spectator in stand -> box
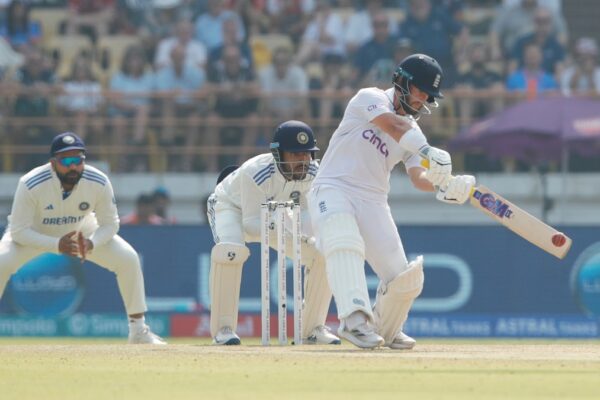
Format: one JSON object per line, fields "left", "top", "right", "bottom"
{"left": 112, "top": 0, "right": 150, "bottom": 35}
{"left": 343, "top": 0, "right": 399, "bottom": 56}
{"left": 11, "top": 47, "right": 57, "bottom": 169}
{"left": 154, "top": 18, "right": 207, "bottom": 71}
{"left": 308, "top": 53, "right": 353, "bottom": 137}
{"left": 136, "top": 0, "right": 184, "bottom": 63}
{"left": 206, "top": 44, "right": 259, "bottom": 171}
{"left": 266, "top": 0, "right": 313, "bottom": 46}
{"left": 57, "top": 55, "right": 104, "bottom": 143}
{"left": 65, "top": 0, "right": 116, "bottom": 43}
{"left": 108, "top": 45, "right": 154, "bottom": 169}
{"left": 0, "top": 0, "right": 41, "bottom": 51}
{"left": 400, "top": 0, "right": 468, "bottom": 87}
{"left": 155, "top": 43, "right": 206, "bottom": 171}
{"left": 234, "top": 0, "right": 272, "bottom": 37}
{"left": 489, "top": 0, "right": 567, "bottom": 62}
{"left": 194, "top": 0, "right": 245, "bottom": 52}
{"left": 121, "top": 193, "right": 165, "bottom": 225}
{"left": 560, "top": 37, "right": 600, "bottom": 97}
{"left": 361, "top": 37, "right": 413, "bottom": 89}
{"left": 351, "top": 11, "right": 397, "bottom": 85}
{"left": 152, "top": 187, "right": 177, "bottom": 224}
{"left": 294, "top": 0, "right": 345, "bottom": 66}
{"left": 208, "top": 15, "right": 253, "bottom": 72}
{"left": 506, "top": 42, "right": 557, "bottom": 98}
{"left": 454, "top": 42, "right": 504, "bottom": 128}
{"left": 259, "top": 45, "right": 309, "bottom": 123}
{"left": 509, "top": 7, "right": 565, "bottom": 77}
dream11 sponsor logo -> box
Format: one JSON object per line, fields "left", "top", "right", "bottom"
{"left": 472, "top": 189, "right": 513, "bottom": 219}
{"left": 570, "top": 242, "right": 600, "bottom": 316}
{"left": 361, "top": 129, "right": 389, "bottom": 157}
{"left": 7, "top": 254, "right": 84, "bottom": 317}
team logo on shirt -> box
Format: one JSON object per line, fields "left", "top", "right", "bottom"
{"left": 79, "top": 202, "right": 90, "bottom": 211}
{"left": 297, "top": 132, "right": 309, "bottom": 144}
{"left": 290, "top": 191, "right": 300, "bottom": 205}
{"left": 362, "top": 129, "right": 389, "bottom": 157}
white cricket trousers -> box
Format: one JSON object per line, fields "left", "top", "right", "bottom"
{"left": 308, "top": 185, "right": 409, "bottom": 284}
{"left": 0, "top": 234, "right": 148, "bottom": 315}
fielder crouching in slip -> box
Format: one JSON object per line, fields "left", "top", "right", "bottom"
{"left": 0, "top": 132, "right": 165, "bottom": 344}
{"left": 207, "top": 120, "right": 341, "bottom": 345}
{"left": 308, "top": 54, "right": 476, "bottom": 349}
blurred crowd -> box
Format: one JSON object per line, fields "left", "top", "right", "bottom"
{"left": 0, "top": 0, "right": 599, "bottom": 172}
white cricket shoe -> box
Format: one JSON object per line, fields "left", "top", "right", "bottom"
{"left": 304, "top": 325, "right": 342, "bottom": 345}
{"left": 128, "top": 325, "right": 167, "bottom": 345}
{"left": 337, "top": 320, "right": 384, "bottom": 349}
{"left": 213, "top": 326, "right": 241, "bottom": 345}
{"left": 386, "top": 331, "right": 416, "bottom": 350}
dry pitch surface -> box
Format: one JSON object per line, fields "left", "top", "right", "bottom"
{"left": 0, "top": 338, "right": 599, "bottom": 400}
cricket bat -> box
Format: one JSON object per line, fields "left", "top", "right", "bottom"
{"left": 421, "top": 159, "right": 572, "bottom": 259}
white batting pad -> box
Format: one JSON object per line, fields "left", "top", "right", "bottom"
{"left": 373, "top": 256, "right": 424, "bottom": 344}
{"left": 320, "top": 213, "right": 371, "bottom": 320}
{"left": 301, "top": 253, "right": 332, "bottom": 338}
{"left": 209, "top": 242, "right": 250, "bottom": 338}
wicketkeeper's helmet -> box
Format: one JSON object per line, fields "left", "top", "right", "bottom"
{"left": 270, "top": 120, "right": 319, "bottom": 162}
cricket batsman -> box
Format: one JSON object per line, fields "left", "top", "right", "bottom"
{"left": 308, "top": 54, "right": 476, "bottom": 349}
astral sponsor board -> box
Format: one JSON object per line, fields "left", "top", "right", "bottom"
{"left": 405, "top": 314, "right": 600, "bottom": 338}
{"left": 0, "top": 314, "right": 170, "bottom": 337}
{"left": 169, "top": 313, "right": 599, "bottom": 339}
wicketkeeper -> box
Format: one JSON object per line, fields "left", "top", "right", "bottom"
{"left": 207, "top": 120, "right": 340, "bottom": 345}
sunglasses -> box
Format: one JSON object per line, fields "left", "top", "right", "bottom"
{"left": 57, "top": 155, "right": 85, "bottom": 167}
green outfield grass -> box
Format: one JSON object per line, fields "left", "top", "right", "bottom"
{"left": 0, "top": 338, "right": 599, "bottom": 400}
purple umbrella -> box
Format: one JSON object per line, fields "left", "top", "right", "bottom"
{"left": 450, "top": 97, "right": 600, "bottom": 162}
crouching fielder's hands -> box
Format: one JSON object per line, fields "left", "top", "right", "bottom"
{"left": 423, "top": 146, "right": 452, "bottom": 187}
{"left": 436, "top": 175, "right": 476, "bottom": 205}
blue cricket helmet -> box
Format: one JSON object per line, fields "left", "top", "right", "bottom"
{"left": 270, "top": 120, "right": 319, "bottom": 156}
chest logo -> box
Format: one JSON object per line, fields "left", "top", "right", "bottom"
{"left": 45, "top": 204, "right": 54, "bottom": 210}
{"left": 290, "top": 191, "right": 300, "bottom": 205}
{"left": 362, "top": 129, "right": 389, "bottom": 157}
{"left": 79, "top": 202, "right": 90, "bottom": 211}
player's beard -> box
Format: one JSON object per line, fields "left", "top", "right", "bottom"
{"left": 56, "top": 170, "right": 83, "bottom": 186}
{"left": 280, "top": 162, "right": 309, "bottom": 181}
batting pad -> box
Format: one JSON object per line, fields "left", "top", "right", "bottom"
{"left": 210, "top": 242, "right": 250, "bottom": 338}
{"left": 320, "top": 213, "right": 371, "bottom": 320}
{"left": 374, "top": 256, "right": 424, "bottom": 344}
{"left": 301, "top": 253, "right": 332, "bottom": 338}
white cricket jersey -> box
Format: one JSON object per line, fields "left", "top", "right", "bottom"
{"left": 213, "top": 153, "right": 317, "bottom": 237}
{"left": 313, "top": 87, "right": 423, "bottom": 201}
{"left": 5, "top": 163, "right": 119, "bottom": 252}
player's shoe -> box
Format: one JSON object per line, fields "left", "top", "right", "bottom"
{"left": 128, "top": 325, "right": 167, "bottom": 345}
{"left": 213, "top": 326, "right": 241, "bottom": 345}
{"left": 304, "top": 325, "right": 342, "bottom": 345}
{"left": 386, "top": 331, "right": 416, "bottom": 350}
{"left": 337, "top": 320, "right": 384, "bottom": 349}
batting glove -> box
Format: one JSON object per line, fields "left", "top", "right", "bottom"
{"left": 424, "top": 146, "right": 452, "bottom": 187}
{"left": 436, "top": 175, "right": 476, "bottom": 205}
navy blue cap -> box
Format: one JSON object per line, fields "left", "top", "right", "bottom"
{"left": 50, "top": 132, "right": 86, "bottom": 155}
